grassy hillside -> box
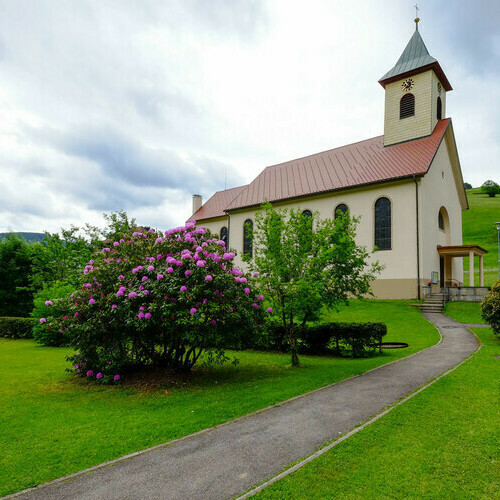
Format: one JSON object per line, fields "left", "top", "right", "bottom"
{"left": 462, "top": 188, "right": 500, "bottom": 286}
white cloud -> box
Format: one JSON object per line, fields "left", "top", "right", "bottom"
{"left": 0, "top": 0, "right": 498, "bottom": 233}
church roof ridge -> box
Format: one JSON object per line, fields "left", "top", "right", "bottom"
{"left": 224, "top": 119, "right": 451, "bottom": 212}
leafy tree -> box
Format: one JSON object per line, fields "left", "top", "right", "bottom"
{"left": 31, "top": 212, "right": 137, "bottom": 290}
{"left": 481, "top": 180, "right": 500, "bottom": 198}
{"left": 464, "top": 182, "right": 472, "bottom": 190}
{"left": 31, "top": 283, "right": 76, "bottom": 346}
{"left": 481, "top": 281, "right": 500, "bottom": 336}
{"left": 0, "top": 234, "right": 33, "bottom": 316}
{"left": 30, "top": 226, "right": 93, "bottom": 289}
{"left": 250, "top": 203, "right": 382, "bottom": 366}
{"left": 84, "top": 210, "right": 137, "bottom": 247}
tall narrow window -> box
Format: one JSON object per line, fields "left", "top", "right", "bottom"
{"left": 437, "top": 96, "right": 442, "bottom": 120}
{"left": 301, "top": 210, "right": 313, "bottom": 231}
{"left": 400, "top": 93, "right": 415, "bottom": 119}
{"left": 374, "top": 197, "right": 391, "bottom": 250}
{"left": 220, "top": 226, "right": 228, "bottom": 245}
{"left": 438, "top": 211, "right": 444, "bottom": 230}
{"left": 300, "top": 210, "right": 313, "bottom": 253}
{"left": 334, "top": 203, "right": 348, "bottom": 218}
{"left": 243, "top": 219, "right": 253, "bottom": 257}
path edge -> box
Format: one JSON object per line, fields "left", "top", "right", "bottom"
{"left": 236, "top": 325, "right": 482, "bottom": 499}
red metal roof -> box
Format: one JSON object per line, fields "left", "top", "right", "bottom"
{"left": 226, "top": 119, "right": 450, "bottom": 211}
{"left": 189, "top": 185, "right": 247, "bottom": 222}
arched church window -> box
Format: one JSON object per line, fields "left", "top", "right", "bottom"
{"left": 302, "top": 210, "right": 312, "bottom": 220}
{"left": 220, "top": 226, "right": 228, "bottom": 245}
{"left": 302, "top": 210, "right": 313, "bottom": 229}
{"left": 437, "top": 96, "right": 442, "bottom": 120}
{"left": 374, "top": 197, "right": 391, "bottom": 250}
{"left": 243, "top": 219, "right": 253, "bottom": 257}
{"left": 300, "top": 210, "right": 313, "bottom": 253}
{"left": 400, "top": 93, "right": 415, "bottom": 119}
{"left": 334, "top": 203, "right": 348, "bottom": 218}
{"left": 438, "top": 211, "right": 444, "bottom": 230}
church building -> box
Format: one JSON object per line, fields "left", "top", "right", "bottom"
{"left": 188, "top": 21, "right": 485, "bottom": 300}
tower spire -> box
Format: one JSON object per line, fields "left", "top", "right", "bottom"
{"left": 414, "top": 4, "right": 420, "bottom": 30}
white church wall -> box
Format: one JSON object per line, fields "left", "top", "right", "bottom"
{"left": 419, "top": 134, "right": 464, "bottom": 285}
{"left": 226, "top": 178, "right": 419, "bottom": 298}
{"left": 195, "top": 216, "right": 228, "bottom": 241}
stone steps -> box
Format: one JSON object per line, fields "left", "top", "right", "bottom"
{"left": 420, "top": 293, "right": 445, "bottom": 313}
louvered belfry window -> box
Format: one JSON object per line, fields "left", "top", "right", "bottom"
{"left": 243, "top": 219, "right": 253, "bottom": 256}
{"left": 220, "top": 226, "right": 228, "bottom": 245}
{"left": 400, "top": 93, "right": 415, "bottom": 119}
{"left": 437, "top": 96, "right": 442, "bottom": 120}
{"left": 334, "top": 203, "right": 348, "bottom": 218}
{"left": 375, "top": 197, "right": 391, "bottom": 250}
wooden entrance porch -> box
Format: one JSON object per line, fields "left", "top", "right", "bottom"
{"left": 437, "top": 245, "right": 488, "bottom": 287}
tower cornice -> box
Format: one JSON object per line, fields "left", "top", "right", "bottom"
{"left": 379, "top": 61, "right": 452, "bottom": 91}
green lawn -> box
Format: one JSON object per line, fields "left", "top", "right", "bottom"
{"left": 0, "top": 300, "right": 438, "bottom": 496}
{"left": 444, "top": 301, "right": 485, "bottom": 324}
{"left": 255, "top": 332, "right": 499, "bottom": 498}
{"left": 463, "top": 188, "right": 500, "bottom": 287}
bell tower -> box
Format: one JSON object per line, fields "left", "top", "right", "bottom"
{"left": 379, "top": 18, "right": 452, "bottom": 147}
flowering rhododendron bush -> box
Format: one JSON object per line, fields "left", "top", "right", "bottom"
{"left": 40, "top": 222, "right": 266, "bottom": 383}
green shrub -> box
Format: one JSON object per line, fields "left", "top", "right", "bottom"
{"left": 481, "top": 180, "right": 500, "bottom": 198}
{"left": 0, "top": 317, "right": 35, "bottom": 339}
{"left": 336, "top": 322, "right": 387, "bottom": 357}
{"left": 263, "top": 318, "right": 290, "bottom": 352}
{"left": 40, "top": 223, "right": 267, "bottom": 382}
{"left": 31, "top": 283, "right": 75, "bottom": 346}
{"left": 481, "top": 281, "right": 500, "bottom": 335}
{"left": 301, "top": 322, "right": 387, "bottom": 357}
{"left": 300, "top": 323, "right": 337, "bottom": 354}
{"left": 262, "top": 321, "right": 387, "bottom": 357}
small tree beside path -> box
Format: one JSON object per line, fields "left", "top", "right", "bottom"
{"left": 249, "top": 203, "right": 383, "bottom": 366}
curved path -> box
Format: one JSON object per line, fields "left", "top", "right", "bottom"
{"left": 8, "top": 313, "right": 478, "bottom": 500}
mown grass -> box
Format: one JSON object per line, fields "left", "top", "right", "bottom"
{"left": 256, "top": 330, "right": 499, "bottom": 499}
{"left": 463, "top": 188, "right": 500, "bottom": 286}
{"left": 444, "top": 301, "right": 485, "bottom": 324}
{"left": 0, "top": 300, "right": 438, "bottom": 496}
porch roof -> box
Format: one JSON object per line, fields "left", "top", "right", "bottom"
{"left": 437, "top": 245, "right": 488, "bottom": 257}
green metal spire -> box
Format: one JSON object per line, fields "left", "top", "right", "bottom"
{"left": 378, "top": 22, "right": 452, "bottom": 91}
{"left": 379, "top": 28, "right": 437, "bottom": 82}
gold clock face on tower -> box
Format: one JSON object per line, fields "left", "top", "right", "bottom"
{"left": 401, "top": 78, "right": 414, "bottom": 91}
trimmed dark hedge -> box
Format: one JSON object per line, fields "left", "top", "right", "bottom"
{"left": 0, "top": 317, "right": 35, "bottom": 339}
{"left": 306, "top": 322, "right": 387, "bottom": 357}
{"left": 264, "top": 321, "right": 387, "bottom": 357}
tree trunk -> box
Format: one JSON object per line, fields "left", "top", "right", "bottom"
{"left": 288, "top": 327, "right": 300, "bottom": 367}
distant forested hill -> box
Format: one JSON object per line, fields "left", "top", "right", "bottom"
{"left": 0, "top": 232, "right": 46, "bottom": 243}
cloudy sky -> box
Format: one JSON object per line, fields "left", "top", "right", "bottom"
{"left": 0, "top": 0, "right": 498, "bottom": 233}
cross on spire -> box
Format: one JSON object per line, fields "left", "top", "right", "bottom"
{"left": 414, "top": 4, "right": 420, "bottom": 30}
